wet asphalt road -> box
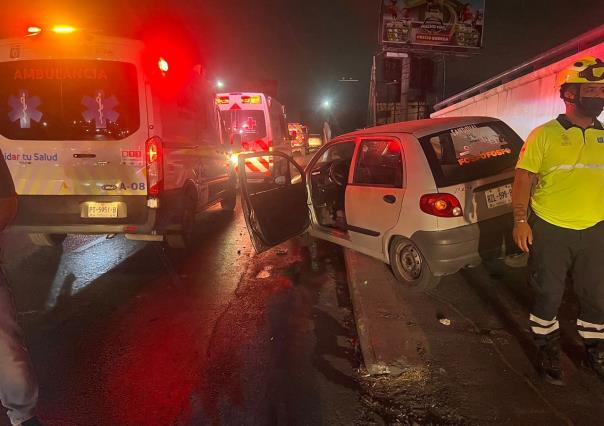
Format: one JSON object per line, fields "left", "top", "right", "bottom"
{"left": 0, "top": 203, "right": 363, "bottom": 426}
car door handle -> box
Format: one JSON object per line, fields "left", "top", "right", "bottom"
{"left": 73, "top": 153, "right": 96, "bottom": 159}
{"left": 383, "top": 195, "right": 396, "bottom": 204}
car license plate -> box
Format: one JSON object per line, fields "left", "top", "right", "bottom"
{"left": 86, "top": 202, "right": 119, "bottom": 218}
{"left": 485, "top": 184, "right": 512, "bottom": 209}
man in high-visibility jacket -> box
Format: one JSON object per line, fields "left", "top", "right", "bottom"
{"left": 0, "top": 150, "right": 40, "bottom": 425}
{"left": 513, "top": 57, "right": 604, "bottom": 385}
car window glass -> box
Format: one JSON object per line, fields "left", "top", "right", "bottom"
{"left": 313, "top": 141, "right": 355, "bottom": 168}
{"left": 353, "top": 139, "right": 403, "bottom": 187}
{"left": 242, "top": 154, "right": 302, "bottom": 195}
{"left": 221, "top": 110, "right": 267, "bottom": 146}
{"left": 419, "top": 121, "right": 523, "bottom": 187}
{"left": 0, "top": 60, "right": 140, "bottom": 141}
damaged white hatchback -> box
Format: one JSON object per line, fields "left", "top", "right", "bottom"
{"left": 238, "top": 116, "right": 524, "bottom": 290}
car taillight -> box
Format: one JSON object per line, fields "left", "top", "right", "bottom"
{"left": 420, "top": 193, "right": 463, "bottom": 218}
{"left": 146, "top": 136, "right": 164, "bottom": 196}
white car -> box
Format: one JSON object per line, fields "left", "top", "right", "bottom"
{"left": 238, "top": 116, "right": 523, "bottom": 290}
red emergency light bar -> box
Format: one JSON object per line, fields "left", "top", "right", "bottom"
{"left": 27, "top": 26, "right": 42, "bottom": 35}
{"left": 25, "top": 25, "right": 77, "bottom": 36}
{"left": 157, "top": 57, "right": 169, "bottom": 73}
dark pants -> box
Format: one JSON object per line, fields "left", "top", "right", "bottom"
{"left": 0, "top": 266, "right": 38, "bottom": 425}
{"left": 528, "top": 215, "right": 604, "bottom": 347}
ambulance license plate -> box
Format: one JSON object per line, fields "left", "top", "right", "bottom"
{"left": 86, "top": 202, "right": 119, "bottom": 218}
{"left": 485, "top": 184, "right": 513, "bottom": 209}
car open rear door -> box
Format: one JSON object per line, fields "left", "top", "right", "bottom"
{"left": 238, "top": 151, "right": 309, "bottom": 253}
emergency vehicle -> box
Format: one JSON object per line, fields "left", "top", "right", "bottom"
{"left": 0, "top": 25, "right": 236, "bottom": 248}
{"left": 287, "top": 122, "right": 309, "bottom": 155}
{"left": 216, "top": 92, "right": 291, "bottom": 177}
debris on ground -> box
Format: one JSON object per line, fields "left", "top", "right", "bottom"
{"left": 276, "top": 248, "right": 288, "bottom": 256}
{"left": 439, "top": 318, "right": 451, "bottom": 326}
{"left": 256, "top": 265, "right": 273, "bottom": 279}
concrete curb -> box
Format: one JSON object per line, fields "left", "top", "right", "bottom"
{"left": 344, "top": 249, "right": 427, "bottom": 376}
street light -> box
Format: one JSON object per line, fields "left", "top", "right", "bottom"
{"left": 322, "top": 99, "right": 331, "bottom": 109}
{"left": 216, "top": 80, "right": 225, "bottom": 89}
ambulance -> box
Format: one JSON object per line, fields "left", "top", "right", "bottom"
{"left": 0, "top": 25, "right": 236, "bottom": 248}
{"left": 216, "top": 92, "right": 291, "bottom": 177}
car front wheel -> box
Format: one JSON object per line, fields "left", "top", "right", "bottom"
{"left": 389, "top": 237, "right": 440, "bottom": 291}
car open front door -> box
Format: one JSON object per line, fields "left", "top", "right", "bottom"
{"left": 238, "top": 151, "right": 309, "bottom": 253}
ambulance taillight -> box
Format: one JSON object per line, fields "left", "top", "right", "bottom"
{"left": 145, "top": 137, "right": 164, "bottom": 196}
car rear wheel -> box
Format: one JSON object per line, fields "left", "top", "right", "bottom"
{"left": 389, "top": 237, "right": 440, "bottom": 291}
{"left": 165, "top": 194, "right": 196, "bottom": 250}
{"left": 29, "top": 233, "right": 67, "bottom": 247}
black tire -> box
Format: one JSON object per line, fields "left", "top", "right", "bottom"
{"left": 165, "top": 194, "right": 196, "bottom": 249}
{"left": 389, "top": 236, "right": 441, "bottom": 292}
{"left": 29, "top": 233, "right": 67, "bottom": 247}
{"left": 220, "top": 189, "right": 237, "bottom": 211}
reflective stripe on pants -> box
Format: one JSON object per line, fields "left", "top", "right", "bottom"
{"left": 528, "top": 216, "right": 604, "bottom": 346}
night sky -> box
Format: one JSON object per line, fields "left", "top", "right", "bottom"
{"left": 1, "top": 0, "right": 604, "bottom": 130}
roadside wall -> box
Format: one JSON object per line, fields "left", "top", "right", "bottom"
{"left": 431, "top": 43, "right": 604, "bottom": 140}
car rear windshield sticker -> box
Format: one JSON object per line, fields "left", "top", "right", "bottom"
{"left": 13, "top": 67, "right": 108, "bottom": 80}
{"left": 82, "top": 91, "right": 119, "bottom": 129}
{"left": 449, "top": 125, "right": 512, "bottom": 166}
{"left": 8, "top": 90, "right": 42, "bottom": 128}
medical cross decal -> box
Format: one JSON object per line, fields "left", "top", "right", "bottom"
{"left": 243, "top": 117, "right": 257, "bottom": 132}
{"left": 8, "top": 90, "right": 42, "bottom": 129}
{"left": 82, "top": 90, "right": 119, "bottom": 129}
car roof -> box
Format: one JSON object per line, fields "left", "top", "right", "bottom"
{"left": 335, "top": 116, "right": 501, "bottom": 140}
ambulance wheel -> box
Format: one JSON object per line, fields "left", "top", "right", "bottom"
{"left": 389, "top": 237, "right": 440, "bottom": 292}
{"left": 165, "top": 194, "right": 196, "bottom": 249}
{"left": 221, "top": 190, "right": 237, "bottom": 211}
{"left": 29, "top": 233, "right": 67, "bottom": 247}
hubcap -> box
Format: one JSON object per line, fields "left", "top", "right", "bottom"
{"left": 397, "top": 244, "right": 422, "bottom": 281}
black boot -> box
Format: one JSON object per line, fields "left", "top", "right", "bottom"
{"left": 586, "top": 343, "right": 604, "bottom": 381}
{"left": 537, "top": 342, "right": 564, "bottom": 386}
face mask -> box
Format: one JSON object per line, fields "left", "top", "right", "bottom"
{"left": 577, "top": 96, "right": 604, "bottom": 118}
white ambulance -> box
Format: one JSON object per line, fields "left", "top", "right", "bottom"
{"left": 0, "top": 26, "right": 236, "bottom": 248}
{"left": 216, "top": 92, "right": 291, "bottom": 176}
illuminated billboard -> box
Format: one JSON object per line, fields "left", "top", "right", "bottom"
{"left": 380, "top": 0, "right": 485, "bottom": 49}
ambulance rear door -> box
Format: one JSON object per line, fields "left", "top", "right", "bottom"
{"left": 0, "top": 57, "right": 149, "bottom": 224}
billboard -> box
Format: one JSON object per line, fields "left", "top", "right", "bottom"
{"left": 380, "top": 0, "right": 485, "bottom": 49}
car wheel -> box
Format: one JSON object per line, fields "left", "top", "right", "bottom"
{"left": 165, "top": 194, "right": 196, "bottom": 250}
{"left": 29, "top": 233, "right": 67, "bottom": 247}
{"left": 389, "top": 236, "right": 440, "bottom": 291}
{"left": 220, "top": 189, "right": 237, "bottom": 211}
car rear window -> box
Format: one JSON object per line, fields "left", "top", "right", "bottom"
{"left": 419, "top": 121, "right": 522, "bottom": 187}
{"left": 220, "top": 110, "right": 267, "bottom": 144}
{"left": 0, "top": 60, "right": 140, "bottom": 141}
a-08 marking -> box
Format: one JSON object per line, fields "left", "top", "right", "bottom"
{"left": 105, "top": 182, "right": 146, "bottom": 191}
